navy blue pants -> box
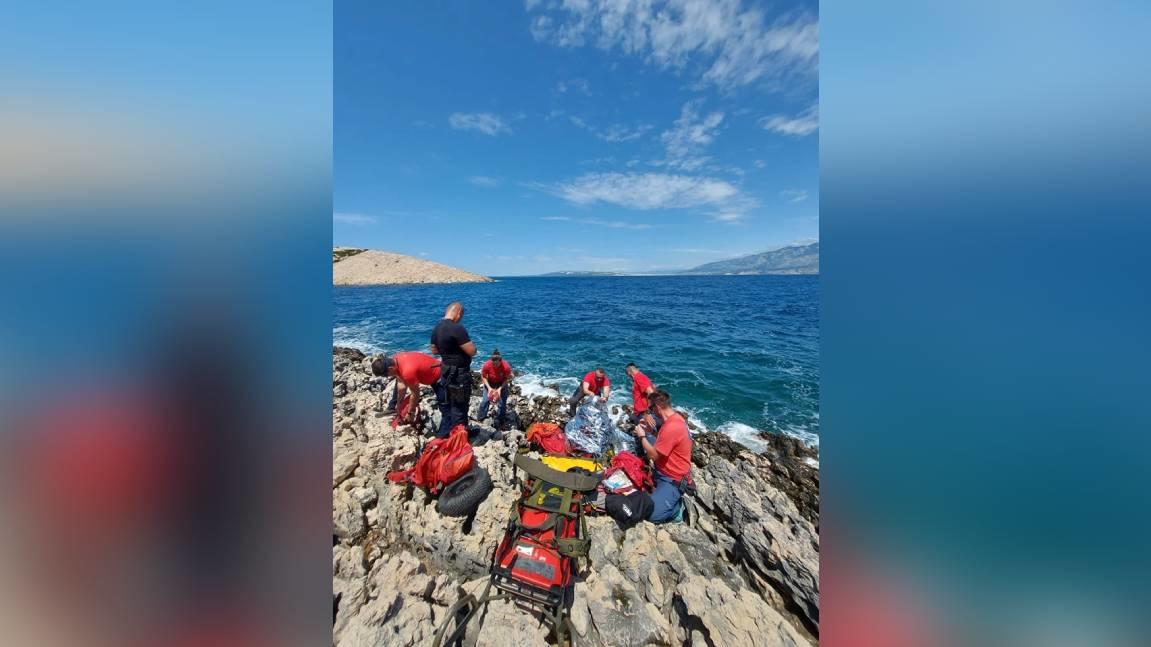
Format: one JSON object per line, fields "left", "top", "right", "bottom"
{"left": 477, "top": 382, "right": 509, "bottom": 423}
{"left": 648, "top": 469, "right": 683, "bottom": 524}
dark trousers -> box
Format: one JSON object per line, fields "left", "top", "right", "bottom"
{"left": 433, "top": 366, "right": 472, "bottom": 438}
{"left": 628, "top": 409, "right": 662, "bottom": 428}
{"left": 387, "top": 380, "right": 400, "bottom": 410}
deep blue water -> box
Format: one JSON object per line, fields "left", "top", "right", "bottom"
{"left": 333, "top": 275, "right": 819, "bottom": 450}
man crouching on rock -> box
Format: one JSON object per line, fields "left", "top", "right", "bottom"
{"left": 430, "top": 301, "right": 476, "bottom": 438}
{"left": 632, "top": 389, "right": 693, "bottom": 523}
{"left": 371, "top": 352, "right": 441, "bottom": 424}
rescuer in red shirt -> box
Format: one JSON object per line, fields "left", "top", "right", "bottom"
{"left": 567, "top": 367, "right": 611, "bottom": 417}
{"left": 371, "top": 352, "right": 442, "bottom": 423}
{"left": 477, "top": 349, "right": 513, "bottom": 427}
{"left": 632, "top": 389, "right": 693, "bottom": 523}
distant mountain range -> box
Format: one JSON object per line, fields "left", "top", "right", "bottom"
{"left": 537, "top": 242, "right": 819, "bottom": 277}
{"left": 681, "top": 242, "right": 819, "bottom": 275}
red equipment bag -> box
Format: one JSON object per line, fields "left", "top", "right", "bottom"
{"left": 493, "top": 507, "right": 576, "bottom": 593}
{"left": 604, "top": 451, "right": 654, "bottom": 493}
{"left": 526, "top": 422, "right": 569, "bottom": 455}
{"left": 390, "top": 392, "right": 422, "bottom": 429}
{"left": 386, "top": 425, "right": 474, "bottom": 494}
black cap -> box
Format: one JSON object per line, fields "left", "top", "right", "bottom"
{"left": 371, "top": 355, "right": 396, "bottom": 376}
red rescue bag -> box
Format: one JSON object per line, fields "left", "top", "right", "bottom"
{"left": 386, "top": 425, "right": 474, "bottom": 494}
{"left": 604, "top": 451, "right": 654, "bottom": 493}
{"left": 391, "top": 392, "right": 417, "bottom": 429}
{"left": 526, "top": 422, "right": 569, "bottom": 455}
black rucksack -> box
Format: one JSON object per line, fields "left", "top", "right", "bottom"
{"left": 604, "top": 491, "right": 654, "bottom": 530}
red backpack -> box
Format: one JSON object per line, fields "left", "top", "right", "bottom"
{"left": 526, "top": 422, "right": 569, "bottom": 455}
{"left": 386, "top": 425, "right": 474, "bottom": 493}
{"left": 604, "top": 451, "right": 653, "bottom": 493}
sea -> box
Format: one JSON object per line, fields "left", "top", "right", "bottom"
{"left": 333, "top": 275, "right": 819, "bottom": 451}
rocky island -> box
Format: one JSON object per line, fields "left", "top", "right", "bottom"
{"left": 332, "top": 346, "right": 820, "bottom": 646}
{"left": 334, "top": 248, "right": 493, "bottom": 286}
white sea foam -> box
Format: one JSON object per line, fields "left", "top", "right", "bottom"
{"left": 714, "top": 421, "right": 768, "bottom": 453}
{"left": 512, "top": 373, "right": 567, "bottom": 400}
{"left": 780, "top": 425, "right": 820, "bottom": 449}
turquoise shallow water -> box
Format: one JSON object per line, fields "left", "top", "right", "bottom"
{"left": 333, "top": 275, "right": 819, "bottom": 449}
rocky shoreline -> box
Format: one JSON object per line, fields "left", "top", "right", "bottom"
{"left": 333, "top": 346, "right": 820, "bottom": 646}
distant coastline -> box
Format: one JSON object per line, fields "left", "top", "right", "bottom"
{"left": 534, "top": 241, "right": 819, "bottom": 277}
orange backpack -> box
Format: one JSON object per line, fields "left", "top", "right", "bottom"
{"left": 386, "top": 425, "right": 474, "bottom": 493}
{"left": 526, "top": 422, "right": 569, "bottom": 455}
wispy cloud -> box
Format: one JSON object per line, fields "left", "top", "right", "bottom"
{"left": 780, "top": 189, "right": 808, "bottom": 203}
{"left": 448, "top": 112, "right": 513, "bottom": 136}
{"left": 556, "top": 78, "right": 592, "bottom": 95}
{"left": 468, "top": 175, "right": 502, "bottom": 187}
{"left": 527, "top": 1, "right": 818, "bottom": 91}
{"left": 333, "top": 212, "right": 377, "bottom": 225}
{"left": 546, "top": 172, "right": 755, "bottom": 222}
{"left": 760, "top": 104, "right": 819, "bottom": 136}
{"left": 568, "top": 115, "right": 652, "bottom": 142}
{"left": 541, "top": 215, "right": 652, "bottom": 230}
{"left": 579, "top": 156, "right": 618, "bottom": 165}
{"left": 753, "top": 159, "right": 766, "bottom": 169}
{"left": 708, "top": 211, "right": 748, "bottom": 223}
{"left": 577, "top": 255, "right": 632, "bottom": 271}
{"left": 658, "top": 100, "right": 724, "bottom": 170}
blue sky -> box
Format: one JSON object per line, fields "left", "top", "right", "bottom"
{"left": 335, "top": 0, "right": 818, "bottom": 276}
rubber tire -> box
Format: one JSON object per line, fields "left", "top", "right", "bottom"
{"left": 436, "top": 466, "right": 494, "bottom": 517}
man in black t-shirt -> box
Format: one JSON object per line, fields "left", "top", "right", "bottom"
{"left": 429, "top": 301, "right": 476, "bottom": 437}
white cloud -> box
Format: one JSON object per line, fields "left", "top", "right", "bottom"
{"left": 527, "top": 0, "right": 818, "bottom": 91}
{"left": 578, "top": 255, "right": 632, "bottom": 270}
{"left": 780, "top": 188, "right": 808, "bottom": 203}
{"left": 658, "top": 100, "right": 724, "bottom": 169}
{"left": 468, "top": 175, "right": 502, "bottom": 187}
{"left": 333, "top": 212, "right": 377, "bottom": 225}
{"left": 541, "top": 215, "right": 652, "bottom": 230}
{"left": 548, "top": 172, "right": 754, "bottom": 221}
{"left": 567, "top": 115, "right": 652, "bottom": 142}
{"left": 760, "top": 104, "right": 818, "bottom": 136}
{"left": 599, "top": 123, "right": 653, "bottom": 142}
{"left": 708, "top": 211, "right": 747, "bottom": 223}
{"left": 556, "top": 78, "right": 592, "bottom": 95}
{"left": 753, "top": 159, "right": 766, "bottom": 169}
{"left": 448, "top": 112, "right": 513, "bottom": 136}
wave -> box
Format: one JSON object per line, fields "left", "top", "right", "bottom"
{"left": 328, "top": 348, "right": 818, "bottom": 452}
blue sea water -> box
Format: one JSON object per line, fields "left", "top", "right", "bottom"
{"left": 333, "top": 275, "right": 819, "bottom": 450}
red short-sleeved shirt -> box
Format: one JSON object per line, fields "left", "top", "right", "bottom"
{"left": 481, "top": 359, "right": 512, "bottom": 384}
{"left": 653, "top": 413, "right": 692, "bottom": 481}
{"left": 631, "top": 371, "right": 653, "bottom": 412}
{"left": 583, "top": 371, "right": 610, "bottom": 395}
{"left": 394, "top": 352, "right": 441, "bottom": 385}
